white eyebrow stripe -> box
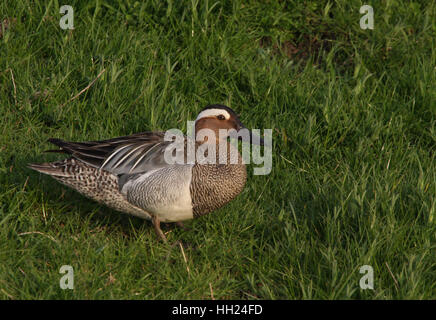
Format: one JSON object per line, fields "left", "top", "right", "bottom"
{"left": 196, "top": 109, "right": 231, "bottom": 121}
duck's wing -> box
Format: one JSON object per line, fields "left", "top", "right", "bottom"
{"left": 47, "top": 132, "right": 183, "bottom": 175}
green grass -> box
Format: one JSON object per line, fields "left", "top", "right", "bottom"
{"left": 1, "top": 0, "right": 435, "bottom": 299}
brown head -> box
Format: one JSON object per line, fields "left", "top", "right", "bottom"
{"left": 194, "top": 104, "right": 264, "bottom": 145}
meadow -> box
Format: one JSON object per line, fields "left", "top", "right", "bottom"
{"left": 0, "top": 0, "right": 435, "bottom": 299}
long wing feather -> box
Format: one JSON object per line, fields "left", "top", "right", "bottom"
{"left": 46, "top": 132, "right": 181, "bottom": 175}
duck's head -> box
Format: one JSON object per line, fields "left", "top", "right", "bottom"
{"left": 195, "top": 104, "right": 264, "bottom": 145}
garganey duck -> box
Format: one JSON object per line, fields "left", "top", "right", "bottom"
{"left": 28, "top": 105, "right": 264, "bottom": 242}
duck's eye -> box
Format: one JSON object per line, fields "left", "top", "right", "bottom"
{"left": 217, "top": 115, "right": 226, "bottom": 120}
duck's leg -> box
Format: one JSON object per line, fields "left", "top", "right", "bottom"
{"left": 152, "top": 216, "right": 167, "bottom": 242}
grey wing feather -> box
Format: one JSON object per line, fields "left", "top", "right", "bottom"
{"left": 101, "top": 141, "right": 173, "bottom": 174}
{"left": 46, "top": 132, "right": 183, "bottom": 175}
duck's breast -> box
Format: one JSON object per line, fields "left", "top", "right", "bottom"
{"left": 190, "top": 163, "right": 247, "bottom": 217}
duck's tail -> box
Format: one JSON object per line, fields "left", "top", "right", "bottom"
{"left": 27, "top": 160, "right": 71, "bottom": 177}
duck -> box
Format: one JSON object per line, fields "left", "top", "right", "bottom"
{"left": 28, "top": 104, "right": 264, "bottom": 242}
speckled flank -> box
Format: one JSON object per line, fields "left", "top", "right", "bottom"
{"left": 41, "top": 158, "right": 152, "bottom": 220}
